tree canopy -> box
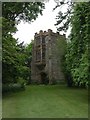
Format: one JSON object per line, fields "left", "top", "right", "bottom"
{"left": 2, "top": 2, "right": 45, "bottom": 85}
{"left": 55, "top": 1, "right": 89, "bottom": 87}
{"left": 54, "top": 0, "right": 74, "bottom": 32}
{"left": 2, "top": 2, "right": 45, "bottom": 23}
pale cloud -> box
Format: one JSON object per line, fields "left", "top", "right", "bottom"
{"left": 13, "top": 0, "right": 70, "bottom": 44}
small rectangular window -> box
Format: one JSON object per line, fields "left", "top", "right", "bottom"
{"left": 42, "top": 47, "right": 45, "bottom": 60}
{"left": 42, "top": 35, "right": 45, "bottom": 44}
{"left": 36, "top": 49, "right": 41, "bottom": 61}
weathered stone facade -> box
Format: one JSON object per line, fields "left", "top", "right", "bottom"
{"left": 31, "top": 29, "right": 66, "bottom": 84}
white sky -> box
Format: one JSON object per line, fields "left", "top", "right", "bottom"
{"left": 13, "top": 0, "right": 70, "bottom": 45}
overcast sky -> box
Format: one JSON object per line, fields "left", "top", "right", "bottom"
{"left": 13, "top": 0, "right": 70, "bottom": 45}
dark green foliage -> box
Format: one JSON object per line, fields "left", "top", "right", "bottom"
{"left": 2, "top": 2, "right": 45, "bottom": 24}
{"left": 55, "top": 2, "right": 89, "bottom": 88}
{"left": 65, "top": 72, "right": 73, "bottom": 87}
{"left": 2, "top": 83, "right": 25, "bottom": 93}
{"left": 65, "top": 2, "right": 89, "bottom": 88}
{"left": 2, "top": 34, "right": 18, "bottom": 83}
{"left": 2, "top": 2, "right": 45, "bottom": 90}
{"left": 24, "top": 42, "right": 33, "bottom": 84}
{"left": 2, "top": 34, "right": 32, "bottom": 84}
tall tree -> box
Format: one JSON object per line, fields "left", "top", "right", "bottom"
{"left": 2, "top": 2, "right": 45, "bottom": 23}
{"left": 54, "top": 0, "right": 74, "bottom": 32}
{"left": 2, "top": 2, "right": 45, "bottom": 84}
{"left": 54, "top": 1, "right": 89, "bottom": 87}
{"left": 24, "top": 42, "right": 33, "bottom": 84}
{"left": 65, "top": 2, "right": 89, "bottom": 87}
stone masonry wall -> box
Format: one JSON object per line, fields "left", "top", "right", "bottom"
{"left": 31, "top": 29, "right": 66, "bottom": 84}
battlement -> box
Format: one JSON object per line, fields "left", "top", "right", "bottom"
{"left": 35, "top": 29, "right": 52, "bottom": 34}
{"left": 34, "top": 29, "right": 66, "bottom": 38}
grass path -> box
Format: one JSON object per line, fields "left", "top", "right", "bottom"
{"left": 2, "top": 85, "right": 88, "bottom": 118}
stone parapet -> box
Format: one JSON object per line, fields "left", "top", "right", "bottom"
{"left": 34, "top": 29, "right": 60, "bottom": 38}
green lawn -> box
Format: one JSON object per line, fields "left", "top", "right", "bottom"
{"left": 2, "top": 85, "right": 88, "bottom": 118}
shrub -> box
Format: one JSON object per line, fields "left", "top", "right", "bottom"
{"left": 2, "top": 82, "right": 26, "bottom": 93}
{"left": 18, "top": 77, "right": 26, "bottom": 90}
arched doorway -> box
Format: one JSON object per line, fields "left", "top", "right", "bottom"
{"left": 40, "top": 72, "right": 49, "bottom": 84}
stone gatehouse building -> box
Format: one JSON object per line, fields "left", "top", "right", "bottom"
{"left": 31, "top": 29, "right": 66, "bottom": 84}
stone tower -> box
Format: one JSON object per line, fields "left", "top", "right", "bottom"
{"left": 31, "top": 29, "right": 66, "bottom": 84}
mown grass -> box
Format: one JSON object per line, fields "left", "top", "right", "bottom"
{"left": 2, "top": 85, "right": 88, "bottom": 118}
